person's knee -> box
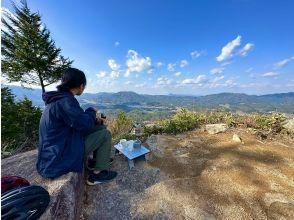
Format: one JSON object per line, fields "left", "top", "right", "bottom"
{"left": 104, "top": 129, "right": 112, "bottom": 139}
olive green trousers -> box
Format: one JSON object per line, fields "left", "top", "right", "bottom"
{"left": 84, "top": 125, "right": 111, "bottom": 170}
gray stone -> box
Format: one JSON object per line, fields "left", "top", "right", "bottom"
{"left": 1, "top": 150, "right": 84, "bottom": 220}
{"left": 283, "top": 118, "right": 294, "bottom": 134}
{"left": 205, "top": 124, "right": 228, "bottom": 134}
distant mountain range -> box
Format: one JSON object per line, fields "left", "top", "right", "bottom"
{"left": 3, "top": 85, "right": 294, "bottom": 113}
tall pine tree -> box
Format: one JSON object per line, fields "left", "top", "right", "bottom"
{"left": 1, "top": 0, "right": 73, "bottom": 93}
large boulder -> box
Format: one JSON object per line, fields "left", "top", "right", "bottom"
{"left": 205, "top": 124, "right": 228, "bottom": 134}
{"left": 283, "top": 119, "right": 294, "bottom": 134}
{"left": 1, "top": 150, "right": 84, "bottom": 220}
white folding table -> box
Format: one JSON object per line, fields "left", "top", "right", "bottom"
{"left": 114, "top": 143, "right": 150, "bottom": 169}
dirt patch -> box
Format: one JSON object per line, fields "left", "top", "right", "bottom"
{"left": 82, "top": 128, "right": 294, "bottom": 219}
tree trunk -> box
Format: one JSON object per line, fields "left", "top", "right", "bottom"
{"left": 38, "top": 72, "right": 45, "bottom": 93}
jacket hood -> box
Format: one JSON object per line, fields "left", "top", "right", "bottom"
{"left": 42, "top": 91, "right": 73, "bottom": 105}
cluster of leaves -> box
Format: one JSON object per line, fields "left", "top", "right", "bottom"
{"left": 1, "top": 87, "right": 42, "bottom": 158}
{"left": 142, "top": 108, "right": 287, "bottom": 136}
{"left": 243, "top": 113, "right": 286, "bottom": 133}
{"left": 108, "top": 111, "right": 133, "bottom": 141}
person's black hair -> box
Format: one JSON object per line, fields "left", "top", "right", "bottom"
{"left": 56, "top": 68, "right": 87, "bottom": 91}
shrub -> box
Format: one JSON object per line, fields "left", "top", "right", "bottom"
{"left": 108, "top": 111, "right": 133, "bottom": 140}
{"left": 143, "top": 109, "right": 203, "bottom": 135}
{"left": 143, "top": 125, "right": 163, "bottom": 136}
{"left": 141, "top": 109, "right": 288, "bottom": 136}
{"left": 1, "top": 87, "right": 42, "bottom": 158}
{"left": 242, "top": 113, "right": 286, "bottom": 132}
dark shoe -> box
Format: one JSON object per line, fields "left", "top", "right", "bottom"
{"left": 87, "top": 170, "right": 117, "bottom": 185}
{"left": 87, "top": 158, "right": 114, "bottom": 170}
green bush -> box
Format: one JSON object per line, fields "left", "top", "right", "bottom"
{"left": 143, "top": 125, "right": 163, "bottom": 136}
{"left": 142, "top": 108, "right": 287, "bottom": 136}
{"left": 108, "top": 111, "right": 133, "bottom": 140}
{"left": 143, "top": 109, "right": 203, "bottom": 135}
{"left": 1, "top": 87, "right": 42, "bottom": 158}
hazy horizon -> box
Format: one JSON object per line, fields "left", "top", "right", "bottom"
{"left": 3, "top": 84, "right": 294, "bottom": 97}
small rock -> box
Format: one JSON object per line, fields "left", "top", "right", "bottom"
{"left": 256, "top": 131, "right": 268, "bottom": 140}
{"left": 232, "top": 134, "right": 242, "bottom": 143}
{"left": 282, "top": 118, "right": 294, "bottom": 134}
{"left": 205, "top": 124, "right": 228, "bottom": 134}
{"left": 246, "top": 128, "right": 257, "bottom": 134}
{"left": 199, "top": 125, "right": 206, "bottom": 133}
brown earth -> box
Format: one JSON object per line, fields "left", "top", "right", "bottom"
{"left": 82, "top": 128, "right": 294, "bottom": 219}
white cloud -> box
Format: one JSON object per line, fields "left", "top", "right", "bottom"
{"left": 108, "top": 59, "right": 120, "bottom": 71}
{"left": 180, "top": 60, "right": 189, "bottom": 68}
{"left": 208, "top": 77, "right": 238, "bottom": 88}
{"left": 115, "top": 41, "right": 120, "bottom": 46}
{"left": 110, "top": 71, "right": 119, "bottom": 79}
{"left": 124, "top": 70, "right": 131, "bottom": 77}
{"left": 156, "top": 62, "right": 164, "bottom": 67}
{"left": 274, "top": 56, "right": 294, "bottom": 69}
{"left": 96, "top": 71, "right": 107, "bottom": 78}
{"left": 212, "top": 75, "right": 225, "bottom": 83}
{"left": 238, "top": 43, "right": 254, "bottom": 56}
{"left": 190, "top": 50, "right": 202, "bottom": 59}
{"left": 195, "top": 75, "right": 208, "bottom": 84}
{"left": 124, "top": 81, "right": 132, "bottom": 85}
{"left": 125, "top": 50, "right": 152, "bottom": 77}
{"left": 262, "top": 72, "right": 280, "bottom": 77}
{"left": 182, "top": 78, "right": 196, "bottom": 84}
{"left": 216, "top": 35, "right": 242, "bottom": 62}
{"left": 221, "top": 61, "right": 231, "bottom": 66}
{"left": 210, "top": 67, "right": 225, "bottom": 75}
{"left": 94, "top": 78, "right": 115, "bottom": 89}
{"left": 239, "top": 82, "right": 269, "bottom": 89}
{"left": 174, "top": 72, "right": 181, "bottom": 77}
{"left": 224, "top": 79, "right": 237, "bottom": 87}
{"left": 167, "top": 63, "right": 176, "bottom": 71}
{"left": 182, "top": 75, "right": 208, "bottom": 85}
{"left": 135, "top": 82, "right": 147, "bottom": 88}
{"left": 147, "top": 69, "right": 154, "bottom": 74}
{"left": 157, "top": 77, "right": 172, "bottom": 85}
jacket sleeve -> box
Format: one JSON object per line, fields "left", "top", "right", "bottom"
{"left": 59, "top": 97, "right": 96, "bottom": 132}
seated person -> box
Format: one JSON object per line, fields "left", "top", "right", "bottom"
{"left": 36, "top": 68, "right": 117, "bottom": 185}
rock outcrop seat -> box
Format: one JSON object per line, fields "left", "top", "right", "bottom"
{"left": 1, "top": 150, "right": 84, "bottom": 220}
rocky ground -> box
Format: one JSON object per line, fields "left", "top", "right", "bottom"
{"left": 81, "top": 128, "right": 294, "bottom": 220}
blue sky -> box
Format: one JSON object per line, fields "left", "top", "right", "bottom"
{"left": 2, "top": 0, "right": 294, "bottom": 95}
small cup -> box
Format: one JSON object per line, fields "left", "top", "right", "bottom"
{"left": 127, "top": 140, "right": 134, "bottom": 151}
{"left": 119, "top": 139, "right": 127, "bottom": 148}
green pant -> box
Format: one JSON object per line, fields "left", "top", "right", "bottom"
{"left": 84, "top": 124, "right": 111, "bottom": 170}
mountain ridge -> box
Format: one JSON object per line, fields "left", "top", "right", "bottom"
{"left": 3, "top": 85, "right": 294, "bottom": 113}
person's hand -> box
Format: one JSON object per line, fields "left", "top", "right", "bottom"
{"left": 100, "top": 117, "right": 107, "bottom": 124}
{"left": 95, "top": 116, "right": 102, "bottom": 124}
{"left": 95, "top": 116, "right": 107, "bottom": 125}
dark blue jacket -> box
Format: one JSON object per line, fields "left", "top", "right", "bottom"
{"left": 36, "top": 91, "right": 96, "bottom": 178}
